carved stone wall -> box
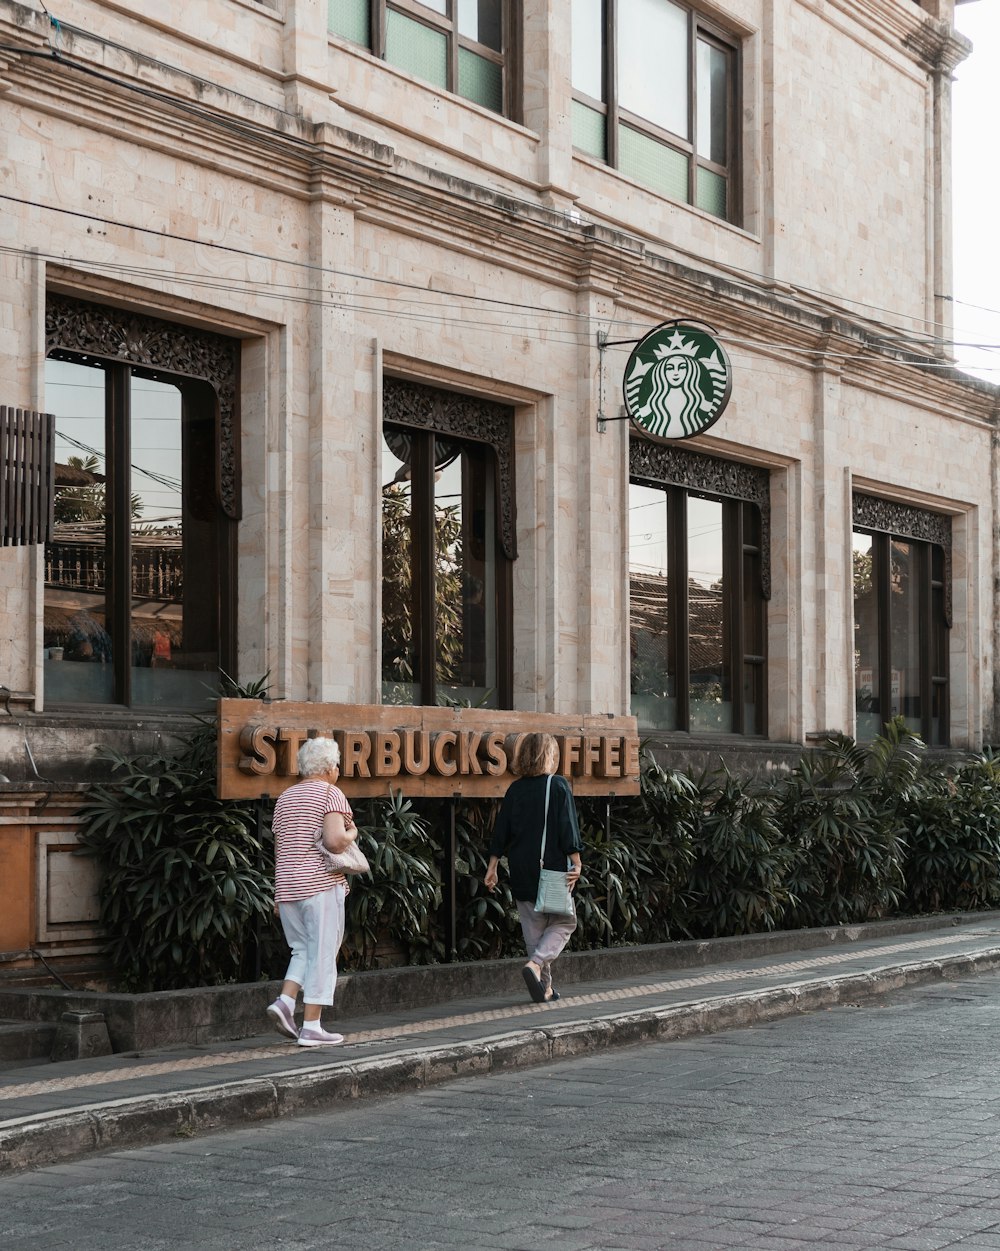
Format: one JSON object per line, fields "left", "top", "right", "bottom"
{"left": 383, "top": 375, "right": 516, "bottom": 559}
{"left": 629, "top": 437, "right": 771, "bottom": 598}
{"left": 45, "top": 295, "right": 241, "bottom": 519}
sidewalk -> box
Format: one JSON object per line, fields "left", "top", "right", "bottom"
{"left": 4, "top": 911, "right": 1000, "bottom": 1176}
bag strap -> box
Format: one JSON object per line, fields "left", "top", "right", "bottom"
{"left": 319, "top": 783, "right": 336, "bottom": 845}
{"left": 538, "top": 773, "right": 553, "bottom": 867}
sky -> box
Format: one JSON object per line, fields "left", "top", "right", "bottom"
{"left": 951, "top": 1, "right": 1000, "bottom": 380}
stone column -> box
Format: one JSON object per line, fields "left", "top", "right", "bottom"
{"left": 924, "top": 28, "right": 969, "bottom": 353}
{"left": 305, "top": 163, "right": 363, "bottom": 702}
{"left": 281, "top": 0, "right": 333, "bottom": 118}
{"left": 570, "top": 239, "right": 640, "bottom": 715}
{"left": 522, "top": 0, "right": 576, "bottom": 213}
{"left": 805, "top": 328, "right": 855, "bottom": 738}
{"left": 0, "top": 245, "right": 46, "bottom": 707}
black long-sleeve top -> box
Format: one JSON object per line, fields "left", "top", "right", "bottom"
{"left": 489, "top": 773, "right": 583, "bottom": 903}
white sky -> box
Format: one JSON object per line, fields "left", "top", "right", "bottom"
{"left": 952, "top": 1, "right": 1000, "bottom": 379}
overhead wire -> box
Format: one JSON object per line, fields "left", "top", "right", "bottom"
{"left": 10, "top": 233, "right": 1000, "bottom": 368}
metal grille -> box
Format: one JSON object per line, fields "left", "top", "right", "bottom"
{"left": 1, "top": 406, "right": 55, "bottom": 546}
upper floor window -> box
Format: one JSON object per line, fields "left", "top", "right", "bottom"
{"left": 572, "top": 0, "right": 739, "bottom": 222}
{"left": 330, "top": 0, "right": 511, "bottom": 117}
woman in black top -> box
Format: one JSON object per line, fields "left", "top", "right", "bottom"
{"left": 485, "top": 732, "right": 583, "bottom": 1003}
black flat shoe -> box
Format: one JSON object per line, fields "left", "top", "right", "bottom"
{"left": 522, "top": 965, "right": 546, "bottom": 1003}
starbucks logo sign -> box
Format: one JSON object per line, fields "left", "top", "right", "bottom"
{"left": 623, "top": 322, "right": 733, "bottom": 441}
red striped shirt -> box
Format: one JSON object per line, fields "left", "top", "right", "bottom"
{"left": 273, "top": 779, "right": 353, "bottom": 903}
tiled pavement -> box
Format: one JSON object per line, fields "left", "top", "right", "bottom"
{"left": 4, "top": 915, "right": 1000, "bottom": 1174}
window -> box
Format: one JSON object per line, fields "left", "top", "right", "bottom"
{"left": 42, "top": 299, "right": 238, "bottom": 709}
{"left": 329, "top": 0, "right": 511, "bottom": 116}
{"left": 629, "top": 480, "right": 765, "bottom": 735}
{"left": 853, "top": 526, "right": 949, "bottom": 746}
{"left": 381, "top": 378, "right": 514, "bottom": 707}
{"left": 572, "top": 0, "right": 738, "bottom": 222}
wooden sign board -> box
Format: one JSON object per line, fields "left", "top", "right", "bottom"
{"left": 217, "top": 700, "right": 641, "bottom": 800}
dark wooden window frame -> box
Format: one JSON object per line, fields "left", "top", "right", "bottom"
{"left": 573, "top": 0, "right": 741, "bottom": 224}
{"left": 383, "top": 375, "right": 515, "bottom": 708}
{"left": 852, "top": 493, "right": 951, "bottom": 746}
{"left": 44, "top": 294, "right": 240, "bottom": 706}
{"left": 629, "top": 438, "right": 768, "bottom": 736}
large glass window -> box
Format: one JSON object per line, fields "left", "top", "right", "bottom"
{"left": 572, "top": 0, "right": 738, "bottom": 222}
{"left": 853, "top": 528, "right": 949, "bottom": 745}
{"left": 330, "top": 0, "right": 510, "bottom": 116}
{"left": 43, "top": 352, "right": 235, "bottom": 709}
{"left": 629, "top": 480, "right": 764, "bottom": 735}
{"left": 381, "top": 422, "right": 509, "bottom": 707}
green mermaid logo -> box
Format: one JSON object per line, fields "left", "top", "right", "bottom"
{"left": 623, "top": 323, "right": 732, "bottom": 441}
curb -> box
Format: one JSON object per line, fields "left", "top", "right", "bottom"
{"left": 4, "top": 944, "right": 1000, "bottom": 1175}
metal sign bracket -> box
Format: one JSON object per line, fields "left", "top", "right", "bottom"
{"left": 596, "top": 329, "right": 641, "bottom": 434}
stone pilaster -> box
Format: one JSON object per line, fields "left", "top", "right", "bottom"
{"left": 805, "top": 333, "right": 855, "bottom": 738}
{"left": 0, "top": 246, "right": 45, "bottom": 707}
{"left": 522, "top": 0, "right": 576, "bottom": 212}
{"left": 306, "top": 171, "right": 361, "bottom": 702}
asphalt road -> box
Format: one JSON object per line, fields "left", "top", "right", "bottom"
{"left": 4, "top": 970, "right": 1000, "bottom": 1251}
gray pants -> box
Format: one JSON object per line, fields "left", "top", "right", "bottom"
{"left": 516, "top": 900, "right": 577, "bottom": 991}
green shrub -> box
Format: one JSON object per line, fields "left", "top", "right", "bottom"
{"left": 75, "top": 715, "right": 270, "bottom": 992}
{"left": 449, "top": 797, "right": 523, "bottom": 962}
{"left": 684, "top": 767, "right": 791, "bottom": 937}
{"left": 343, "top": 791, "right": 442, "bottom": 969}
{"left": 573, "top": 755, "right": 700, "bottom": 946}
{"left": 572, "top": 802, "right": 656, "bottom": 948}
{"left": 774, "top": 721, "right": 915, "bottom": 927}
{"left": 902, "top": 752, "right": 1000, "bottom": 913}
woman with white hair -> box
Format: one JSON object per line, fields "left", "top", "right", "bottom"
{"left": 267, "top": 736, "right": 355, "bottom": 1047}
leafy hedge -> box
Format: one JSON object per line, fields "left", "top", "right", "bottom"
{"left": 75, "top": 714, "right": 1000, "bottom": 990}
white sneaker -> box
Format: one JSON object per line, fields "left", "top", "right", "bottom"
{"left": 297, "top": 1025, "right": 345, "bottom": 1047}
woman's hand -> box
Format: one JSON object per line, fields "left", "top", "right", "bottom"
{"left": 567, "top": 859, "right": 582, "bottom": 893}
{"left": 484, "top": 856, "right": 500, "bottom": 892}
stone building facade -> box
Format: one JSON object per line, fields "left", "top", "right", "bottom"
{"left": 0, "top": 0, "right": 996, "bottom": 973}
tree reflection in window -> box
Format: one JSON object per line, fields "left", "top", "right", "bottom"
{"left": 381, "top": 423, "right": 505, "bottom": 708}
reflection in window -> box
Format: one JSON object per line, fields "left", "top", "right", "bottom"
{"left": 381, "top": 422, "right": 505, "bottom": 707}
{"left": 853, "top": 527, "right": 949, "bottom": 745}
{"left": 853, "top": 531, "right": 880, "bottom": 742}
{"left": 688, "top": 496, "right": 730, "bottom": 732}
{"left": 629, "top": 480, "right": 764, "bottom": 735}
{"left": 43, "top": 351, "right": 233, "bottom": 709}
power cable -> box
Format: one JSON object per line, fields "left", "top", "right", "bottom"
{"left": 8, "top": 236, "right": 996, "bottom": 373}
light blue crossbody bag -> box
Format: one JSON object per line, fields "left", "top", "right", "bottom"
{"left": 533, "top": 774, "right": 576, "bottom": 918}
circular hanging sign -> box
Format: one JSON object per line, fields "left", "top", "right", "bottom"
{"left": 622, "top": 321, "right": 733, "bottom": 441}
